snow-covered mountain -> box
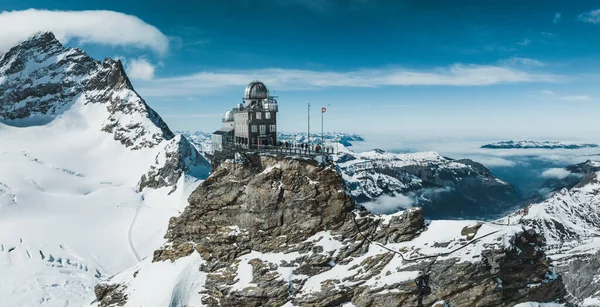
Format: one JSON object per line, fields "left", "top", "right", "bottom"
{"left": 334, "top": 146, "right": 520, "bottom": 219}
{"left": 481, "top": 140, "right": 599, "bottom": 149}
{"left": 0, "top": 32, "right": 209, "bottom": 306}
{"left": 498, "top": 165, "right": 600, "bottom": 305}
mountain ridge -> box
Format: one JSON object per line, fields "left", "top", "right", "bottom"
{"left": 0, "top": 31, "right": 209, "bottom": 306}
{"left": 1, "top": 31, "right": 175, "bottom": 150}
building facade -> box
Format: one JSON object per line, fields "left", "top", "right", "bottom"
{"left": 213, "top": 81, "right": 278, "bottom": 151}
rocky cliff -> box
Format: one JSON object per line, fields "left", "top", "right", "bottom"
{"left": 95, "top": 155, "right": 566, "bottom": 307}
{"left": 500, "top": 168, "right": 600, "bottom": 305}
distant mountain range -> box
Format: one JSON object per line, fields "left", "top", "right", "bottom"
{"left": 481, "top": 140, "right": 599, "bottom": 149}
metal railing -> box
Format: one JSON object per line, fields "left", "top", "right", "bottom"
{"left": 221, "top": 143, "right": 336, "bottom": 158}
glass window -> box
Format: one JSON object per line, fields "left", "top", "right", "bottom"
{"left": 251, "top": 125, "right": 257, "bottom": 132}
{"left": 265, "top": 112, "right": 271, "bottom": 119}
{"left": 270, "top": 125, "right": 276, "bottom": 132}
{"left": 256, "top": 112, "right": 262, "bottom": 119}
{"left": 260, "top": 125, "right": 266, "bottom": 134}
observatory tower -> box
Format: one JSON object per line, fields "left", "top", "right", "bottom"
{"left": 212, "top": 81, "right": 279, "bottom": 152}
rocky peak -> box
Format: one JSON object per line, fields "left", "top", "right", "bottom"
{"left": 0, "top": 31, "right": 174, "bottom": 150}
{"left": 86, "top": 57, "right": 134, "bottom": 92}
{"left": 1, "top": 31, "right": 206, "bottom": 190}
{"left": 91, "top": 155, "right": 566, "bottom": 307}
{"left": 23, "top": 31, "right": 62, "bottom": 50}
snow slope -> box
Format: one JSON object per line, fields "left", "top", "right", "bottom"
{"left": 0, "top": 32, "right": 209, "bottom": 306}
{"left": 97, "top": 213, "right": 527, "bottom": 307}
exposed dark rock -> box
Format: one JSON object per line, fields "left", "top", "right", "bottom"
{"left": 146, "top": 155, "right": 566, "bottom": 306}
{"left": 94, "top": 283, "right": 128, "bottom": 307}
{"left": 139, "top": 135, "right": 210, "bottom": 191}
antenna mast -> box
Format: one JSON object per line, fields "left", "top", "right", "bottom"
{"left": 307, "top": 100, "right": 310, "bottom": 145}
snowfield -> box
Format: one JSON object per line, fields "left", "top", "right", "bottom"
{"left": 0, "top": 32, "right": 209, "bottom": 306}
{"left": 0, "top": 100, "right": 203, "bottom": 306}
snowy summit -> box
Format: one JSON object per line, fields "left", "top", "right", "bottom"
{"left": 0, "top": 32, "right": 209, "bottom": 306}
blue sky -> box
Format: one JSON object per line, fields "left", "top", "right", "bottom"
{"left": 2, "top": 0, "right": 600, "bottom": 138}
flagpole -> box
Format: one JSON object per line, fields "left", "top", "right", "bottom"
{"left": 321, "top": 108, "right": 324, "bottom": 146}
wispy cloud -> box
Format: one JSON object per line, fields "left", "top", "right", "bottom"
{"left": 579, "top": 9, "right": 600, "bottom": 24}
{"left": 133, "top": 64, "right": 560, "bottom": 97}
{"left": 500, "top": 57, "right": 545, "bottom": 67}
{"left": 560, "top": 95, "right": 592, "bottom": 101}
{"left": 517, "top": 38, "right": 531, "bottom": 46}
{"left": 553, "top": 12, "right": 562, "bottom": 24}
{"left": 0, "top": 9, "right": 168, "bottom": 55}
{"left": 536, "top": 90, "right": 591, "bottom": 101}
{"left": 540, "top": 89, "right": 555, "bottom": 95}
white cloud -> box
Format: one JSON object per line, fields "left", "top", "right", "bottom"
{"left": 541, "top": 168, "right": 571, "bottom": 179}
{"left": 0, "top": 9, "right": 168, "bottom": 55}
{"left": 553, "top": 12, "right": 562, "bottom": 24}
{"left": 534, "top": 91, "right": 591, "bottom": 101}
{"left": 579, "top": 9, "right": 600, "bottom": 24}
{"left": 361, "top": 194, "right": 414, "bottom": 214}
{"left": 126, "top": 58, "right": 156, "bottom": 81}
{"left": 501, "top": 57, "right": 545, "bottom": 67}
{"left": 517, "top": 38, "right": 531, "bottom": 46}
{"left": 473, "top": 157, "right": 517, "bottom": 167}
{"left": 560, "top": 95, "right": 592, "bottom": 101}
{"left": 134, "top": 64, "right": 560, "bottom": 97}
{"left": 540, "top": 90, "right": 555, "bottom": 95}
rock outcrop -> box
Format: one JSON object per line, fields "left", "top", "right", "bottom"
{"left": 98, "top": 155, "right": 566, "bottom": 307}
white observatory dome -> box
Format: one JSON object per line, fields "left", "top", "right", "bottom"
{"left": 224, "top": 110, "right": 234, "bottom": 122}
{"left": 244, "top": 81, "right": 268, "bottom": 100}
